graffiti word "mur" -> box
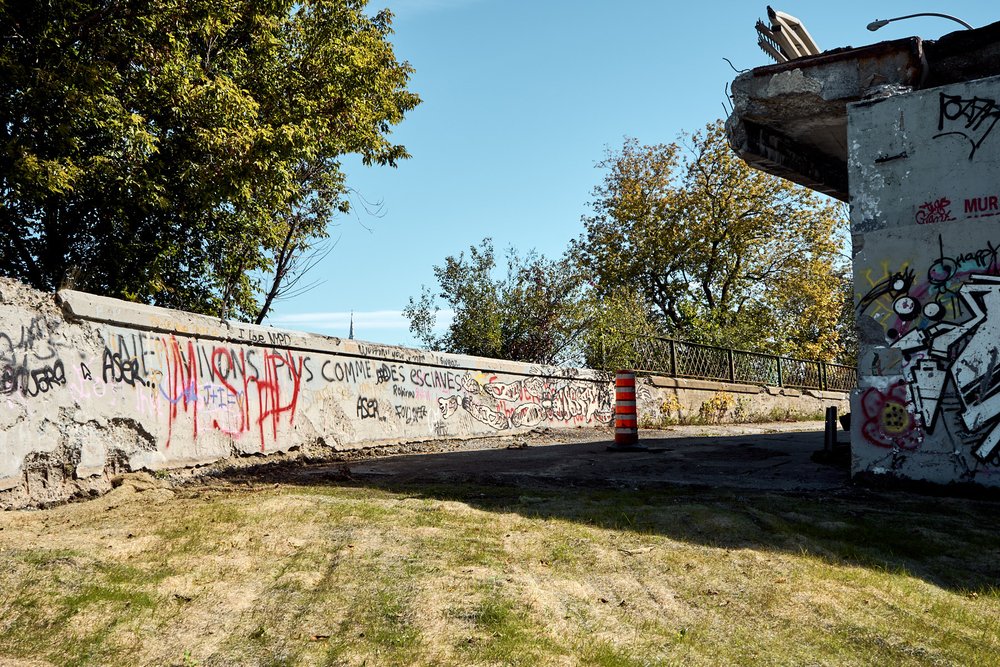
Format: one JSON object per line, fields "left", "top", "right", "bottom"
{"left": 965, "top": 195, "right": 1000, "bottom": 217}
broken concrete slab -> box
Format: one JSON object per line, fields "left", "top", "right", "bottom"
{"left": 727, "top": 21, "right": 1000, "bottom": 200}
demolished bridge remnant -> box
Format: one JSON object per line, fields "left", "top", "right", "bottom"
{"left": 728, "top": 21, "right": 1000, "bottom": 202}
{"left": 728, "top": 20, "right": 1000, "bottom": 488}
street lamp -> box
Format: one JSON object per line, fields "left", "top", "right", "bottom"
{"left": 867, "top": 13, "right": 973, "bottom": 32}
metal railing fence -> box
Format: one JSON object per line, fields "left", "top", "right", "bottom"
{"left": 595, "top": 334, "right": 856, "bottom": 392}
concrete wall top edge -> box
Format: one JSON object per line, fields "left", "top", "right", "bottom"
{"left": 0, "top": 277, "right": 852, "bottom": 508}
{"left": 56, "top": 289, "right": 608, "bottom": 383}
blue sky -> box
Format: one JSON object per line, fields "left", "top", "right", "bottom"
{"left": 265, "top": 1, "right": 997, "bottom": 346}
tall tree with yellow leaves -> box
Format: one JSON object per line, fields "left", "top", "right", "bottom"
{"left": 573, "top": 121, "right": 848, "bottom": 361}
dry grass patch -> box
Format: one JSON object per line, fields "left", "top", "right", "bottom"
{"left": 0, "top": 476, "right": 996, "bottom": 666}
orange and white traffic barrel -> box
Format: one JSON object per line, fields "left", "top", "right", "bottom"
{"left": 614, "top": 370, "right": 639, "bottom": 447}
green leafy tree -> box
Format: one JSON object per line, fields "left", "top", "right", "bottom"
{"left": 577, "top": 287, "right": 662, "bottom": 370}
{"left": 572, "top": 121, "right": 847, "bottom": 360}
{"left": 834, "top": 268, "right": 858, "bottom": 365}
{"left": 404, "top": 240, "right": 589, "bottom": 365}
{"left": 0, "top": 0, "right": 418, "bottom": 321}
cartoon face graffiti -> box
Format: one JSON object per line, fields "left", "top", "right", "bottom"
{"left": 861, "top": 271, "right": 1000, "bottom": 463}
{"left": 438, "top": 395, "right": 460, "bottom": 419}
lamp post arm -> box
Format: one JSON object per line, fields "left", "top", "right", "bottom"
{"left": 868, "top": 12, "right": 973, "bottom": 32}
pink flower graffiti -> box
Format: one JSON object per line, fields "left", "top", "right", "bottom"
{"left": 860, "top": 381, "right": 924, "bottom": 450}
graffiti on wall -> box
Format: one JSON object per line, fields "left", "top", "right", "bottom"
{"left": 858, "top": 233, "right": 1000, "bottom": 464}
{"left": 0, "top": 316, "right": 70, "bottom": 401}
{"left": 1, "top": 303, "right": 615, "bottom": 460}
{"left": 860, "top": 235, "right": 1000, "bottom": 336}
{"left": 103, "top": 334, "right": 308, "bottom": 450}
{"left": 912, "top": 194, "right": 1000, "bottom": 226}
{"left": 437, "top": 374, "right": 613, "bottom": 431}
{"left": 859, "top": 382, "right": 924, "bottom": 450}
{"left": 915, "top": 197, "right": 955, "bottom": 225}
{"left": 934, "top": 92, "right": 1000, "bottom": 160}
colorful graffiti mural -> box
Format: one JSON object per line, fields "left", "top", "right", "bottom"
{"left": 858, "top": 233, "right": 1000, "bottom": 465}
{"left": 437, "top": 374, "right": 613, "bottom": 431}
{"left": 1, "top": 317, "right": 615, "bottom": 458}
{"left": 859, "top": 382, "right": 924, "bottom": 450}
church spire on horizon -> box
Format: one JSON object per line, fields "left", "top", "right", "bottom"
{"left": 349, "top": 311, "right": 354, "bottom": 340}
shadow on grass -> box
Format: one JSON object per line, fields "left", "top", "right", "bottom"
{"left": 209, "top": 429, "right": 1000, "bottom": 595}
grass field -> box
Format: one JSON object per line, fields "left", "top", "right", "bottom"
{"left": 0, "top": 468, "right": 997, "bottom": 666}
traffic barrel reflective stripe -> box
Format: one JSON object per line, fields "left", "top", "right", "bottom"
{"left": 614, "top": 370, "right": 639, "bottom": 446}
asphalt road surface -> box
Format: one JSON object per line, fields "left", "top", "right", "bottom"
{"left": 310, "top": 422, "right": 849, "bottom": 493}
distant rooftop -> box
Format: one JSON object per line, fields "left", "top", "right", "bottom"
{"left": 727, "top": 20, "right": 1000, "bottom": 201}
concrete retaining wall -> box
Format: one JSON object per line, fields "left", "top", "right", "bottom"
{"left": 0, "top": 277, "right": 846, "bottom": 507}
{"left": 638, "top": 376, "right": 848, "bottom": 426}
{"left": 1, "top": 278, "right": 616, "bottom": 507}
{"left": 849, "top": 74, "right": 1000, "bottom": 487}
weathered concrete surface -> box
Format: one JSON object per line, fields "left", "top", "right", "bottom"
{"left": 638, "top": 375, "right": 847, "bottom": 425}
{"left": 849, "top": 74, "right": 1000, "bottom": 487}
{"left": 331, "top": 423, "right": 848, "bottom": 493}
{"left": 728, "top": 20, "right": 1000, "bottom": 202}
{"left": 1, "top": 279, "right": 617, "bottom": 507}
{"left": 0, "top": 278, "right": 848, "bottom": 508}
{"left": 728, "top": 37, "right": 924, "bottom": 200}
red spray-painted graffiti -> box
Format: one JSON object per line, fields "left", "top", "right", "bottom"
{"left": 161, "top": 337, "right": 198, "bottom": 448}
{"left": 915, "top": 197, "right": 955, "bottom": 224}
{"left": 158, "top": 336, "right": 304, "bottom": 450}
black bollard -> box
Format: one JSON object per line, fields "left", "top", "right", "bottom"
{"left": 824, "top": 406, "right": 837, "bottom": 453}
